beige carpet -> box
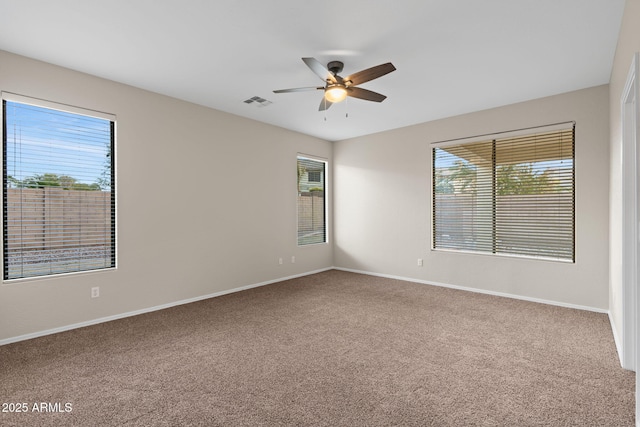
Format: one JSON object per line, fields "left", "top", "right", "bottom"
{"left": 0, "top": 270, "right": 635, "bottom": 426}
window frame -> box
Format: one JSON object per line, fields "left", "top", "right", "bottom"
{"left": 1, "top": 92, "right": 117, "bottom": 281}
{"left": 431, "top": 122, "right": 575, "bottom": 263}
{"left": 297, "top": 154, "right": 328, "bottom": 246}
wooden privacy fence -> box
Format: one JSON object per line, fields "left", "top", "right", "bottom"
{"left": 5, "top": 187, "right": 112, "bottom": 252}
{"left": 297, "top": 191, "right": 324, "bottom": 233}
{"left": 434, "top": 193, "right": 573, "bottom": 258}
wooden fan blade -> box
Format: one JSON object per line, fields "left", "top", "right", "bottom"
{"left": 344, "top": 63, "right": 396, "bottom": 86}
{"left": 273, "top": 87, "right": 323, "bottom": 93}
{"left": 318, "top": 97, "right": 333, "bottom": 111}
{"left": 347, "top": 87, "right": 387, "bottom": 102}
{"left": 302, "top": 57, "right": 337, "bottom": 84}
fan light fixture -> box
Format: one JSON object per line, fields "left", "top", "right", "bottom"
{"left": 325, "top": 85, "right": 348, "bottom": 103}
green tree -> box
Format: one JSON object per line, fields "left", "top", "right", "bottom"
{"left": 72, "top": 182, "right": 102, "bottom": 191}
{"left": 497, "top": 163, "right": 551, "bottom": 195}
{"left": 18, "top": 173, "right": 101, "bottom": 191}
{"left": 434, "top": 174, "right": 454, "bottom": 194}
{"left": 449, "top": 160, "right": 477, "bottom": 192}
{"left": 6, "top": 175, "right": 20, "bottom": 188}
{"left": 444, "top": 160, "right": 563, "bottom": 195}
{"left": 96, "top": 150, "right": 112, "bottom": 190}
{"left": 297, "top": 163, "right": 306, "bottom": 193}
{"left": 22, "top": 173, "right": 63, "bottom": 188}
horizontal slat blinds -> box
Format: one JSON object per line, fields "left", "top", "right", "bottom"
{"left": 3, "top": 99, "right": 116, "bottom": 279}
{"left": 433, "top": 125, "right": 575, "bottom": 261}
{"left": 494, "top": 129, "right": 574, "bottom": 260}
{"left": 433, "top": 141, "right": 494, "bottom": 252}
{"left": 297, "top": 156, "right": 326, "bottom": 245}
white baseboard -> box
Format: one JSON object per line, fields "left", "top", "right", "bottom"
{"left": 1, "top": 266, "right": 611, "bottom": 347}
{"left": 0, "top": 267, "right": 333, "bottom": 347}
{"left": 337, "top": 268, "right": 628, "bottom": 366}
{"left": 334, "top": 268, "right": 628, "bottom": 370}
{"left": 333, "top": 267, "right": 609, "bottom": 314}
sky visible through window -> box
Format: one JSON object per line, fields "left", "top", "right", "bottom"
{"left": 4, "top": 100, "right": 111, "bottom": 190}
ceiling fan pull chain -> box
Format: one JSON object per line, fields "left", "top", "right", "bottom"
{"left": 324, "top": 98, "right": 327, "bottom": 121}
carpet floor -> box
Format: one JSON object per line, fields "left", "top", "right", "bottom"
{"left": 0, "top": 270, "right": 635, "bottom": 426}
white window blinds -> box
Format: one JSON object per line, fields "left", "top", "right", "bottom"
{"left": 3, "top": 96, "right": 116, "bottom": 279}
{"left": 433, "top": 124, "right": 575, "bottom": 261}
{"left": 297, "top": 156, "right": 326, "bottom": 245}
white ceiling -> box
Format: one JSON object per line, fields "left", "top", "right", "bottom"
{"left": 0, "top": 0, "right": 626, "bottom": 142}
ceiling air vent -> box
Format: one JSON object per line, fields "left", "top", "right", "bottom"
{"left": 243, "top": 96, "right": 272, "bottom": 107}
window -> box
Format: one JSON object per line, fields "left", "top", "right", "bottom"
{"left": 432, "top": 123, "right": 574, "bottom": 261}
{"left": 308, "top": 170, "right": 321, "bottom": 183}
{"left": 297, "top": 155, "right": 326, "bottom": 245}
{"left": 2, "top": 94, "right": 116, "bottom": 279}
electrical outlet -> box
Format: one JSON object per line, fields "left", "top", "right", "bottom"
{"left": 91, "top": 287, "right": 100, "bottom": 298}
{"left": 417, "top": 259, "right": 423, "bottom": 267}
{"left": 278, "top": 257, "right": 283, "bottom": 265}
{"left": 291, "top": 256, "right": 295, "bottom": 263}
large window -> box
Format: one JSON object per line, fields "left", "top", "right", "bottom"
{"left": 2, "top": 94, "right": 116, "bottom": 280}
{"left": 433, "top": 123, "right": 574, "bottom": 261}
{"left": 297, "top": 155, "right": 326, "bottom": 245}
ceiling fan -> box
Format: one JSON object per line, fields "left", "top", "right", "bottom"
{"left": 273, "top": 57, "right": 396, "bottom": 111}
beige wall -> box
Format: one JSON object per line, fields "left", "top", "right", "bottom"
{"left": 0, "top": 50, "right": 332, "bottom": 342}
{"left": 0, "top": 9, "right": 627, "bottom": 342}
{"left": 608, "top": 0, "right": 640, "bottom": 356}
{"left": 334, "top": 85, "right": 610, "bottom": 310}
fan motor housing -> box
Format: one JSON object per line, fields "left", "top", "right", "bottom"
{"left": 327, "top": 61, "right": 344, "bottom": 75}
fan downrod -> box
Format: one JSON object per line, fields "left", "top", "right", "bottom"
{"left": 327, "top": 61, "right": 344, "bottom": 75}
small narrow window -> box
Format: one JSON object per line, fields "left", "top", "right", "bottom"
{"left": 297, "top": 156, "right": 327, "bottom": 245}
{"left": 433, "top": 124, "right": 575, "bottom": 261}
{"left": 2, "top": 94, "right": 116, "bottom": 279}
